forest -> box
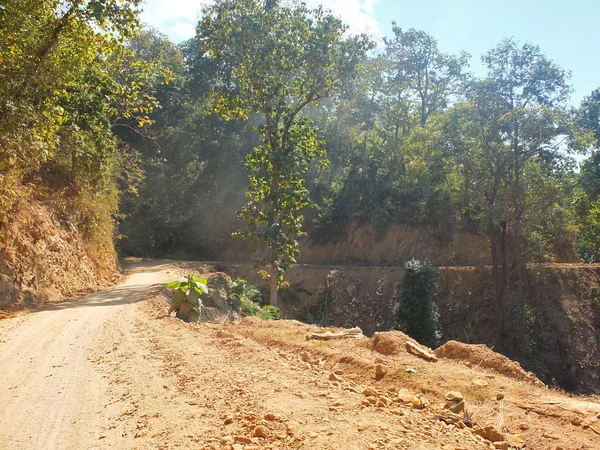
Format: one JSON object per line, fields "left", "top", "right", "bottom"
{"left": 2, "top": 0, "right": 600, "bottom": 304}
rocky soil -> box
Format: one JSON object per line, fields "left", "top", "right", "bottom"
{"left": 2, "top": 260, "right": 599, "bottom": 450}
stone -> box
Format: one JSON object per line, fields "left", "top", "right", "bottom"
{"left": 472, "top": 425, "right": 504, "bottom": 443}
{"left": 220, "top": 436, "right": 234, "bottom": 445}
{"left": 445, "top": 391, "right": 464, "bottom": 402}
{"left": 496, "top": 392, "right": 505, "bottom": 401}
{"left": 363, "top": 388, "right": 378, "bottom": 397}
{"left": 235, "top": 436, "right": 253, "bottom": 444}
{"left": 309, "top": 432, "right": 318, "bottom": 438}
{"left": 253, "top": 426, "right": 270, "bottom": 438}
{"left": 444, "top": 391, "right": 465, "bottom": 414}
{"left": 506, "top": 433, "right": 526, "bottom": 449}
{"left": 473, "top": 378, "right": 489, "bottom": 387}
{"left": 329, "top": 372, "right": 342, "bottom": 382}
{"left": 264, "top": 413, "right": 282, "bottom": 422}
{"left": 232, "top": 445, "right": 243, "bottom": 450}
{"left": 493, "top": 443, "right": 509, "bottom": 450}
{"left": 300, "top": 352, "right": 312, "bottom": 363}
{"left": 375, "top": 364, "right": 388, "bottom": 377}
{"left": 447, "top": 400, "right": 465, "bottom": 414}
{"left": 224, "top": 416, "right": 234, "bottom": 425}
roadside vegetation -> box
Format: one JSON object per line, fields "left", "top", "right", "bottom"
{"left": 2, "top": 0, "right": 600, "bottom": 355}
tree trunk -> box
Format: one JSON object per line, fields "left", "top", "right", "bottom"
{"left": 269, "top": 262, "right": 278, "bottom": 306}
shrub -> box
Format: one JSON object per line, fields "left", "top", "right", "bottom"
{"left": 394, "top": 259, "right": 441, "bottom": 348}
{"left": 229, "top": 279, "right": 280, "bottom": 321}
{"left": 166, "top": 275, "right": 208, "bottom": 323}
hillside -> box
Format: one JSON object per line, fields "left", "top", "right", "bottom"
{"left": 1, "top": 260, "right": 599, "bottom": 450}
{"left": 0, "top": 180, "right": 119, "bottom": 310}
{"left": 221, "top": 262, "right": 600, "bottom": 395}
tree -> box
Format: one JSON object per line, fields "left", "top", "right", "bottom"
{"left": 0, "top": 0, "right": 142, "bottom": 174}
{"left": 384, "top": 24, "right": 469, "bottom": 127}
{"left": 198, "top": 0, "right": 373, "bottom": 305}
{"left": 395, "top": 260, "right": 440, "bottom": 348}
{"left": 479, "top": 39, "right": 572, "bottom": 269}
{"left": 579, "top": 88, "right": 600, "bottom": 143}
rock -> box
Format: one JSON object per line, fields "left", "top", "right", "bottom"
{"left": 346, "top": 285, "right": 357, "bottom": 296}
{"left": 300, "top": 351, "right": 312, "bottom": 362}
{"left": 264, "top": 413, "right": 282, "bottom": 422}
{"left": 224, "top": 416, "right": 234, "bottom": 425}
{"left": 493, "top": 442, "right": 509, "bottom": 450}
{"left": 363, "top": 388, "right": 378, "bottom": 397}
{"left": 309, "top": 432, "right": 318, "bottom": 438}
{"left": 396, "top": 389, "right": 414, "bottom": 403}
{"left": 472, "top": 425, "right": 504, "bottom": 443}
{"left": 361, "top": 399, "right": 371, "bottom": 406}
{"left": 473, "top": 378, "right": 489, "bottom": 387}
{"left": 406, "top": 341, "right": 438, "bottom": 362}
{"left": 235, "top": 436, "right": 253, "bottom": 444}
{"left": 329, "top": 372, "right": 342, "bottom": 382}
{"left": 375, "top": 364, "right": 388, "bottom": 377}
{"left": 367, "top": 396, "right": 378, "bottom": 404}
{"left": 496, "top": 392, "right": 505, "bottom": 401}
{"left": 445, "top": 391, "right": 464, "bottom": 402}
{"left": 411, "top": 396, "right": 425, "bottom": 409}
{"left": 447, "top": 400, "right": 465, "bottom": 414}
{"left": 444, "top": 391, "right": 465, "bottom": 414}
{"left": 253, "top": 426, "right": 270, "bottom": 438}
{"left": 542, "top": 432, "right": 559, "bottom": 440}
{"left": 334, "top": 369, "right": 344, "bottom": 375}
{"left": 506, "top": 433, "right": 526, "bottom": 449}
{"left": 232, "top": 445, "right": 243, "bottom": 450}
{"left": 221, "top": 436, "right": 234, "bottom": 445}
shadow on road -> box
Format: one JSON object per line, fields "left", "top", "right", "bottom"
{"left": 41, "top": 283, "right": 164, "bottom": 311}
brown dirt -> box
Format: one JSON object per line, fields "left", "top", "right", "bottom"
{"left": 0, "top": 188, "right": 119, "bottom": 308}
{"left": 216, "top": 219, "right": 578, "bottom": 266}
{"left": 2, "top": 259, "right": 599, "bottom": 449}
{"left": 434, "top": 341, "right": 543, "bottom": 386}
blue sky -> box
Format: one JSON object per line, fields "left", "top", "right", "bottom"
{"left": 141, "top": 0, "right": 598, "bottom": 105}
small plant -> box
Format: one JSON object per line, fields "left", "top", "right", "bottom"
{"left": 229, "top": 279, "right": 280, "bottom": 321}
{"left": 394, "top": 259, "right": 441, "bottom": 348}
{"left": 166, "top": 274, "right": 208, "bottom": 323}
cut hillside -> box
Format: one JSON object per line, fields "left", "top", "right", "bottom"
{"left": 219, "top": 262, "right": 600, "bottom": 395}
{"left": 192, "top": 219, "right": 578, "bottom": 267}
{"left": 0, "top": 178, "right": 120, "bottom": 309}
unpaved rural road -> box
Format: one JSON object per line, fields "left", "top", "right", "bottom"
{"left": 0, "top": 260, "right": 172, "bottom": 449}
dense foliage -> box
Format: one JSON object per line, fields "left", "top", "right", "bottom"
{"left": 3, "top": 0, "right": 600, "bottom": 306}
{"left": 394, "top": 260, "right": 440, "bottom": 348}
{"left": 0, "top": 0, "right": 173, "bottom": 271}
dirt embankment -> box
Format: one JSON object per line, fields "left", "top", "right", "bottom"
{"left": 216, "top": 218, "right": 578, "bottom": 266}
{"left": 437, "top": 265, "right": 600, "bottom": 394}
{"left": 0, "top": 184, "right": 119, "bottom": 310}
{"left": 221, "top": 263, "right": 600, "bottom": 395}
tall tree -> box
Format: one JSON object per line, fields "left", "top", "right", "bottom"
{"left": 198, "top": 0, "right": 372, "bottom": 305}
{"left": 479, "top": 39, "right": 572, "bottom": 270}
{"left": 384, "top": 24, "right": 469, "bottom": 127}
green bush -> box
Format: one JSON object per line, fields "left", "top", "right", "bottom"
{"left": 229, "top": 279, "right": 280, "bottom": 321}
{"left": 394, "top": 260, "right": 441, "bottom": 348}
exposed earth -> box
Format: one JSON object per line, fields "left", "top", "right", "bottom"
{"left": 1, "top": 260, "right": 599, "bottom": 450}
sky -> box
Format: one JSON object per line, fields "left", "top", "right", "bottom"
{"left": 141, "top": 0, "right": 599, "bottom": 105}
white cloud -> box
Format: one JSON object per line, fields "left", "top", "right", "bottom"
{"left": 140, "top": 0, "right": 380, "bottom": 42}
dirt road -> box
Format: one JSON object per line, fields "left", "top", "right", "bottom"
{"left": 0, "top": 260, "right": 173, "bottom": 449}
{"left": 1, "top": 260, "right": 599, "bottom": 450}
